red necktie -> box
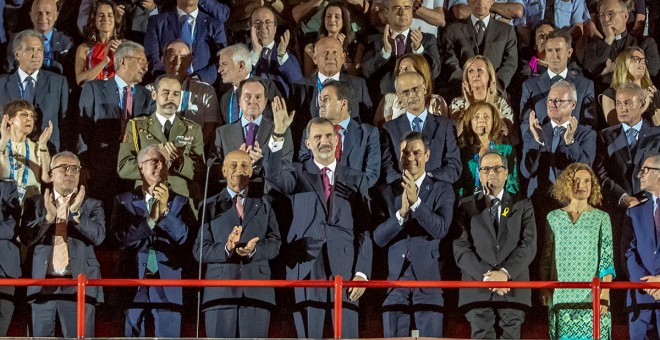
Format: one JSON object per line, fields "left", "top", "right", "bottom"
{"left": 320, "top": 167, "right": 331, "bottom": 202}
{"left": 334, "top": 125, "right": 343, "bottom": 160}
{"left": 120, "top": 86, "right": 133, "bottom": 140}
{"left": 235, "top": 194, "right": 244, "bottom": 219}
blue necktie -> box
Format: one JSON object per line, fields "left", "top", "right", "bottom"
{"left": 23, "top": 76, "right": 35, "bottom": 102}
{"left": 229, "top": 89, "right": 241, "bottom": 123}
{"left": 44, "top": 37, "right": 52, "bottom": 68}
{"left": 627, "top": 128, "right": 638, "bottom": 147}
{"left": 146, "top": 196, "right": 158, "bottom": 274}
{"left": 412, "top": 117, "right": 423, "bottom": 132}
{"left": 549, "top": 126, "right": 566, "bottom": 183}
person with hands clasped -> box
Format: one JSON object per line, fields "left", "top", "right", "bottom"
{"left": 20, "top": 151, "right": 105, "bottom": 337}
{"left": 374, "top": 131, "right": 454, "bottom": 338}
{"left": 264, "top": 97, "right": 372, "bottom": 338}
{"left": 113, "top": 144, "right": 195, "bottom": 337}
{"left": 193, "top": 149, "right": 280, "bottom": 338}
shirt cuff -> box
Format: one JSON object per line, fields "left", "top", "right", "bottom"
{"left": 395, "top": 210, "right": 405, "bottom": 226}
{"left": 268, "top": 136, "right": 284, "bottom": 152}
{"left": 277, "top": 52, "right": 289, "bottom": 65}
{"left": 619, "top": 193, "right": 629, "bottom": 206}
{"left": 225, "top": 244, "right": 231, "bottom": 256}
{"left": 380, "top": 48, "right": 392, "bottom": 60}
{"left": 354, "top": 272, "right": 368, "bottom": 280}
{"left": 413, "top": 45, "right": 424, "bottom": 54}
{"left": 410, "top": 197, "right": 422, "bottom": 211}
{"left": 500, "top": 267, "right": 511, "bottom": 280}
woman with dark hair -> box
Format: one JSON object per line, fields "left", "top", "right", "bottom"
{"left": 541, "top": 162, "right": 614, "bottom": 340}
{"left": 457, "top": 101, "right": 517, "bottom": 197}
{"left": 0, "top": 100, "right": 52, "bottom": 203}
{"left": 74, "top": 0, "right": 124, "bottom": 85}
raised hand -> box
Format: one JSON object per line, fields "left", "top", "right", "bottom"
{"left": 227, "top": 226, "right": 243, "bottom": 253}
{"left": 410, "top": 27, "right": 423, "bottom": 51}
{"left": 164, "top": 142, "right": 183, "bottom": 161}
{"left": 246, "top": 141, "right": 263, "bottom": 163}
{"left": 38, "top": 120, "right": 53, "bottom": 149}
{"left": 153, "top": 183, "right": 169, "bottom": 214}
{"left": 336, "top": 33, "right": 346, "bottom": 46}
{"left": 278, "top": 30, "right": 290, "bottom": 56}
{"left": 382, "top": 24, "right": 392, "bottom": 54}
{"left": 43, "top": 188, "right": 57, "bottom": 223}
{"left": 564, "top": 116, "right": 577, "bottom": 145}
{"left": 529, "top": 111, "right": 543, "bottom": 144}
{"left": 0, "top": 114, "right": 11, "bottom": 149}
{"left": 69, "top": 185, "right": 86, "bottom": 215}
{"left": 272, "top": 96, "right": 295, "bottom": 134}
{"left": 251, "top": 26, "right": 263, "bottom": 54}
{"left": 401, "top": 170, "right": 418, "bottom": 207}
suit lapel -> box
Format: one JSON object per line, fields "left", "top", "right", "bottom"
{"left": 422, "top": 114, "right": 437, "bottom": 138}
{"left": 257, "top": 119, "right": 273, "bottom": 147}
{"left": 195, "top": 13, "right": 208, "bottom": 48}
{"left": 7, "top": 72, "right": 21, "bottom": 100}
{"left": 418, "top": 176, "right": 433, "bottom": 203}
{"left": 475, "top": 193, "right": 497, "bottom": 240}
{"left": 167, "top": 12, "right": 181, "bottom": 38}
{"left": 612, "top": 125, "right": 633, "bottom": 164}
{"left": 103, "top": 80, "right": 121, "bottom": 118}
{"left": 148, "top": 115, "right": 167, "bottom": 141}
{"left": 304, "top": 160, "right": 328, "bottom": 214}
{"left": 33, "top": 72, "right": 49, "bottom": 107}
{"left": 228, "top": 121, "right": 245, "bottom": 150}
{"left": 131, "top": 192, "right": 148, "bottom": 217}
{"left": 497, "top": 192, "right": 513, "bottom": 240}
{"left": 342, "top": 120, "right": 359, "bottom": 162}
{"left": 242, "top": 196, "right": 261, "bottom": 228}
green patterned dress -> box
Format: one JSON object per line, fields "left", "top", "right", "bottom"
{"left": 542, "top": 209, "right": 615, "bottom": 340}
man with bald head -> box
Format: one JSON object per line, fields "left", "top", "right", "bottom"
{"left": 194, "top": 149, "right": 280, "bottom": 338}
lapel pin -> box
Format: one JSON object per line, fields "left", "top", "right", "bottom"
{"left": 502, "top": 207, "right": 509, "bottom": 217}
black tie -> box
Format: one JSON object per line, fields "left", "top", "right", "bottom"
{"left": 475, "top": 20, "right": 485, "bottom": 48}
{"left": 551, "top": 126, "right": 566, "bottom": 153}
{"left": 543, "top": 0, "right": 556, "bottom": 24}
{"left": 164, "top": 120, "right": 172, "bottom": 140}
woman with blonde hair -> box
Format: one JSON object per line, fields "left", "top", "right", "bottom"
{"left": 600, "top": 47, "right": 659, "bottom": 126}
{"left": 541, "top": 162, "right": 614, "bottom": 339}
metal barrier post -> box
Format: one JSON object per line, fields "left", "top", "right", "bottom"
{"left": 334, "top": 275, "right": 343, "bottom": 339}
{"left": 591, "top": 277, "right": 601, "bottom": 340}
{"left": 77, "top": 274, "right": 86, "bottom": 339}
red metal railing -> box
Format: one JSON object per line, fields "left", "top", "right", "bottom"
{"left": 1, "top": 276, "right": 656, "bottom": 339}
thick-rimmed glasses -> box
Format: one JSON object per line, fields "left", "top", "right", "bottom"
{"left": 639, "top": 166, "right": 660, "bottom": 176}
{"left": 479, "top": 165, "right": 506, "bottom": 174}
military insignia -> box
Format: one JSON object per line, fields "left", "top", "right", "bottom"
{"left": 176, "top": 136, "right": 194, "bottom": 146}
{"left": 146, "top": 134, "right": 154, "bottom": 139}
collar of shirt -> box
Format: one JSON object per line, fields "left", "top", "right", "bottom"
{"left": 43, "top": 30, "right": 54, "bottom": 43}
{"left": 155, "top": 112, "right": 176, "bottom": 128}
{"left": 337, "top": 116, "right": 350, "bottom": 131}
{"left": 550, "top": 119, "right": 570, "bottom": 130}
{"left": 547, "top": 68, "right": 568, "bottom": 80}
{"left": 17, "top": 67, "right": 39, "bottom": 83}
{"left": 265, "top": 41, "right": 276, "bottom": 50}
{"left": 114, "top": 74, "right": 129, "bottom": 90}
{"left": 226, "top": 186, "right": 248, "bottom": 201}
{"left": 622, "top": 120, "right": 643, "bottom": 134}
{"left": 470, "top": 14, "right": 491, "bottom": 28}
{"left": 390, "top": 27, "right": 411, "bottom": 41}
{"left": 241, "top": 114, "right": 262, "bottom": 128}
{"left": 486, "top": 188, "right": 505, "bottom": 203}
{"left": 654, "top": 194, "right": 659, "bottom": 212}
{"left": 314, "top": 159, "right": 337, "bottom": 185}
{"left": 318, "top": 72, "right": 340, "bottom": 84}
{"left": 177, "top": 7, "right": 199, "bottom": 20}
{"left": 53, "top": 189, "right": 72, "bottom": 202}
{"left": 615, "top": 31, "right": 626, "bottom": 41}
{"left": 414, "top": 172, "right": 426, "bottom": 191}
{"left": 144, "top": 191, "right": 154, "bottom": 206}
{"left": 406, "top": 110, "right": 428, "bottom": 127}
{"left": 233, "top": 74, "right": 251, "bottom": 91}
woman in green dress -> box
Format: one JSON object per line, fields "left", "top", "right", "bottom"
{"left": 540, "top": 162, "right": 615, "bottom": 339}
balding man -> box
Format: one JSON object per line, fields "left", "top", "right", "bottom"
{"left": 194, "top": 149, "right": 281, "bottom": 338}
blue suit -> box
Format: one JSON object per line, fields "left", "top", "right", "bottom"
{"left": 382, "top": 114, "right": 462, "bottom": 184}
{"left": 0, "top": 180, "right": 20, "bottom": 336}
{"left": 193, "top": 189, "right": 281, "bottom": 338}
{"left": 144, "top": 9, "right": 227, "bottom": 84}
{"left": 112, "top": 191, "right": 194, "bottom": 338}
{"left": 625, "top": 198, "right": 660, "bottom": 339}
{"left": 374, "top": 175, "right": 454, "bottom": 337}
{"left": 264, "top": 146, "right": 373, "bottom": 339}
{"left": 252, "top": 43, "right": 303, "bottom": 98}
{"left": 520, "top": 72, "right": 597, "bottom": 132}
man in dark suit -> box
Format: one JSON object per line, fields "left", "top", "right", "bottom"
{"left": 382, "top": 72, "right": 462, "bottom": 185}
{"left": 442, "top": 0, "right": 518, "bottom": 92}
{"left": 21, "top": 152, "right": 105, "bottom": 337}
{"left": 291, "top": 37, "right": 373, "bottom": 123}
{"left": 0, "top": 180, "right": 21, "bottom": 336}
{"left": 596, "top": 82, "right": 660, "bottom": 276}
{"left": 624, "top": 154, "right": 660, "bottom": 339}
{"left": 113, "top": 144, "right": 195, "bottom": 337}
{"left": 193, "top": 149, "right": 281, "bottom": 338}
{"left": 299, "top": 80, "right": 381, "bottom": 190}
{"left": 144, "top": 0, "right": 227, "bottom": 84}
{"left": 454, "top": 150, "right": 537, "bottom": 339}
{"left": 0, "top": 29, "right": 68, "bottom": 153}
{"left": 6, "top": 0, "right": 73, "bottom": 76}
{"left": 361, "top": 0, "right": 441, "bottom": 100}
{"left": 249, "top": 6, "right": 303, "bottom": 98}
{"left": 78, "top": 41, "right": 154, "bottom": 215}
{"left": 264, "top": 108, "right": 372, "bottom": 338}
{"left": 217, "top": 44, "right": 281, "bottom": 125}
{"left": 374, "top": 131, "right": 453, "bottom": 337}
{"left": 520, "top": 29, "right": 596, "bottom": 132}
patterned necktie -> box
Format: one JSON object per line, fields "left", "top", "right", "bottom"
{"left": 235, "top": 194, "right": 244, "bottom": 219}
{"left": 52, "top": 196, "right": 69, "bottom": 274}
{"left": 181, "top": 14, "right": 193, "bottom": 47}
{"left": 475, "top": 20, "right": 485, "bottom": 47}
{"left": 395, "top": 34, "right": 405, "bottom": 56}
{"left": 146, "top": 196, "right": 159, "bottom": 273}
{"left": 245, "top": 122, "right": 257, "bottom": 147}
{"left": 44, "top": 38, "right": 52, "bottom": 67}
{"left": 334, "top": 125, "right": 343, "bottom": 160}
{"left": 412, "top": 117, "right": 423, "bottom": 132}
{"left": 320, "top": 167, "right": 331, "bottom": 202}
{"left": 627, "top": 128, "right": 639, "bottom": 147}
{"left": 551, "top": 75, "right": 563, "bottom": 84}
{"left": 551, "top": 126, "right": 566, "bottom": 153}
{"left": 23, "top": 76, "right": 35, "bottom": 102}
{"left": 163, "top": 120, "right": 172, "bottom": 140}
{"left": 490, "top": 197, "right": 501, "bottom": 227}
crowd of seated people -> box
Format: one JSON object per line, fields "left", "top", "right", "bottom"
{"left": 0, "top": 0, "right": 660, "bottom": 338}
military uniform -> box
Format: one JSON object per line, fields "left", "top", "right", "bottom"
{"left": 117, "top": 113, "right": 205, "bottom": 206}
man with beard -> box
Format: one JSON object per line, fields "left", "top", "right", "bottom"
{"left": 118, "top": 74, "right": 205, "bottom": 206}
{"left": 113, "top": 144, "right": 195, "bottom": 337}
{"left": 264, "top": 106, "right": 372, "bottom": 337}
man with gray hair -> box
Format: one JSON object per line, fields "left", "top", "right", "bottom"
{"left": 0, "top": 29, "right": 68, "bottom": 153}
{"left": 78, "top": 40, "right": 155, "bottom": 216}
{"left": 218, "top": 43, "right": 281, "bottom": 124}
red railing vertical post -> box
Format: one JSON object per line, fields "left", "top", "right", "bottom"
{"left": 591, "top": 277, "right": 601, "bottom": 339}
{"left": 334, "top": 276, "right": 343, "bottom": 339}
{"left": 77, "top": 274, "right": 86, "bottom": 339}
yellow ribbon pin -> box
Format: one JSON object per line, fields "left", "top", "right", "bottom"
{"left": 502, "top": 207, "right": 509, "bottom": 217}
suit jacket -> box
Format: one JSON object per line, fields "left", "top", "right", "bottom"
{"left": 362, "top": 30, "right": 441, "bottom": 98}
{"left": 382, "top": 114, "right": 462, "bottom": 184}
{"left": 625, "top": 198, "right": 660, "bottom": 307}
{"left": 193, "top": 189, "right": 281, "bottom": 310}
{"left": 113, "top": 191, "right": 194, "bottom": 305}
{"left": 443, "top": 17, "right": 518, "bottom": 89}
{"left": 21, "top": 195, "right": 105, "bottom": 303}
{"left": 6, "top": 30, "right": 74, "bottom": 76}
{"left": 373, "top": 175, "right": 453, "bottom": 304}
{"left": 117, "top": 113, "right": 205, "bottom": 201}
{"left": 582, "top": 32, "right": 660, "bottom": 81}
{"left": 263, "top": 148, "right": 373, "bottom": 293}
{"left": 595, "top": 121, "right": 660, "bottom": 205}
{"left": 520, "top": 72, "right": 597, "bottom": 132}
{"left": 0, "top": 0, "right": 24, "bottom": 44}
{"left": 0, "top": 70, "right": 68, "bottom": 152}
{"left": 144, "top": 10, "right": 226, "bottom": 84}
{"left": 290, "top": 72, "right": 373, "bottom": 123}
{"left": 454, "top": 192, "right": 537, "bottom": 307}
{"left": 252, "top": 44, "right": 303, "bottom": 98}
{"left": 0, "top": 180, "right": 21, "bottom": 279}
{"left": 521, "top": 122, "right": 597, "bottom": 197}
{"left": 219, "top": 78, "right": 280, "bottom": 125}
{"left": 77, "top": 78, "right": 154, "bottom": 171}
{"left": 299, "top": 119, "right": 381, "bottom": 189}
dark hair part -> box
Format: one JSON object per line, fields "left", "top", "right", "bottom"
{"left": 237, "top": 77, "right": 267, "bottom": 99}
{"left": 305, "top": 117, "right": 334, "bottom": 138}
{"left": 2, "top": 100, "right": 35, "bottom": 119}
{"left": 479, "top": 149, "right": 508, "bottom": 168}
{"left": 319, "top": 1, "right": 354, "bottom": 49}
{"left": 545, "top": 28, "right": 572, "bottom": 47}
{"left": 401, "top": 131, "right": 430, "bottom": 152}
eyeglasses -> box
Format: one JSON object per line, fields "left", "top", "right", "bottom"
{"left": 141, "top": 158, "right": 169, "bottom": 167}
{"left": 252, "top": 20, "right": 275, "bottom": 28}
{"left": 639, "top": 166, "right": 660, "bottom": 176}
{"left": 398, "top": 84, "right": 425, "bottom": 97}
{"left": 547, "top": 98, "right": 574, "bottom": 108}
{"left": 52, "top": 164, "right": 82, "bottom": 174}
{"left": 632, "top": 56, "right": 647, "bottom": 65}
{"left": 597, "top": 10, "right": 626, "bottom": 20}
{"left": 479, "top": 165, "right": 506, "bottom": 174}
